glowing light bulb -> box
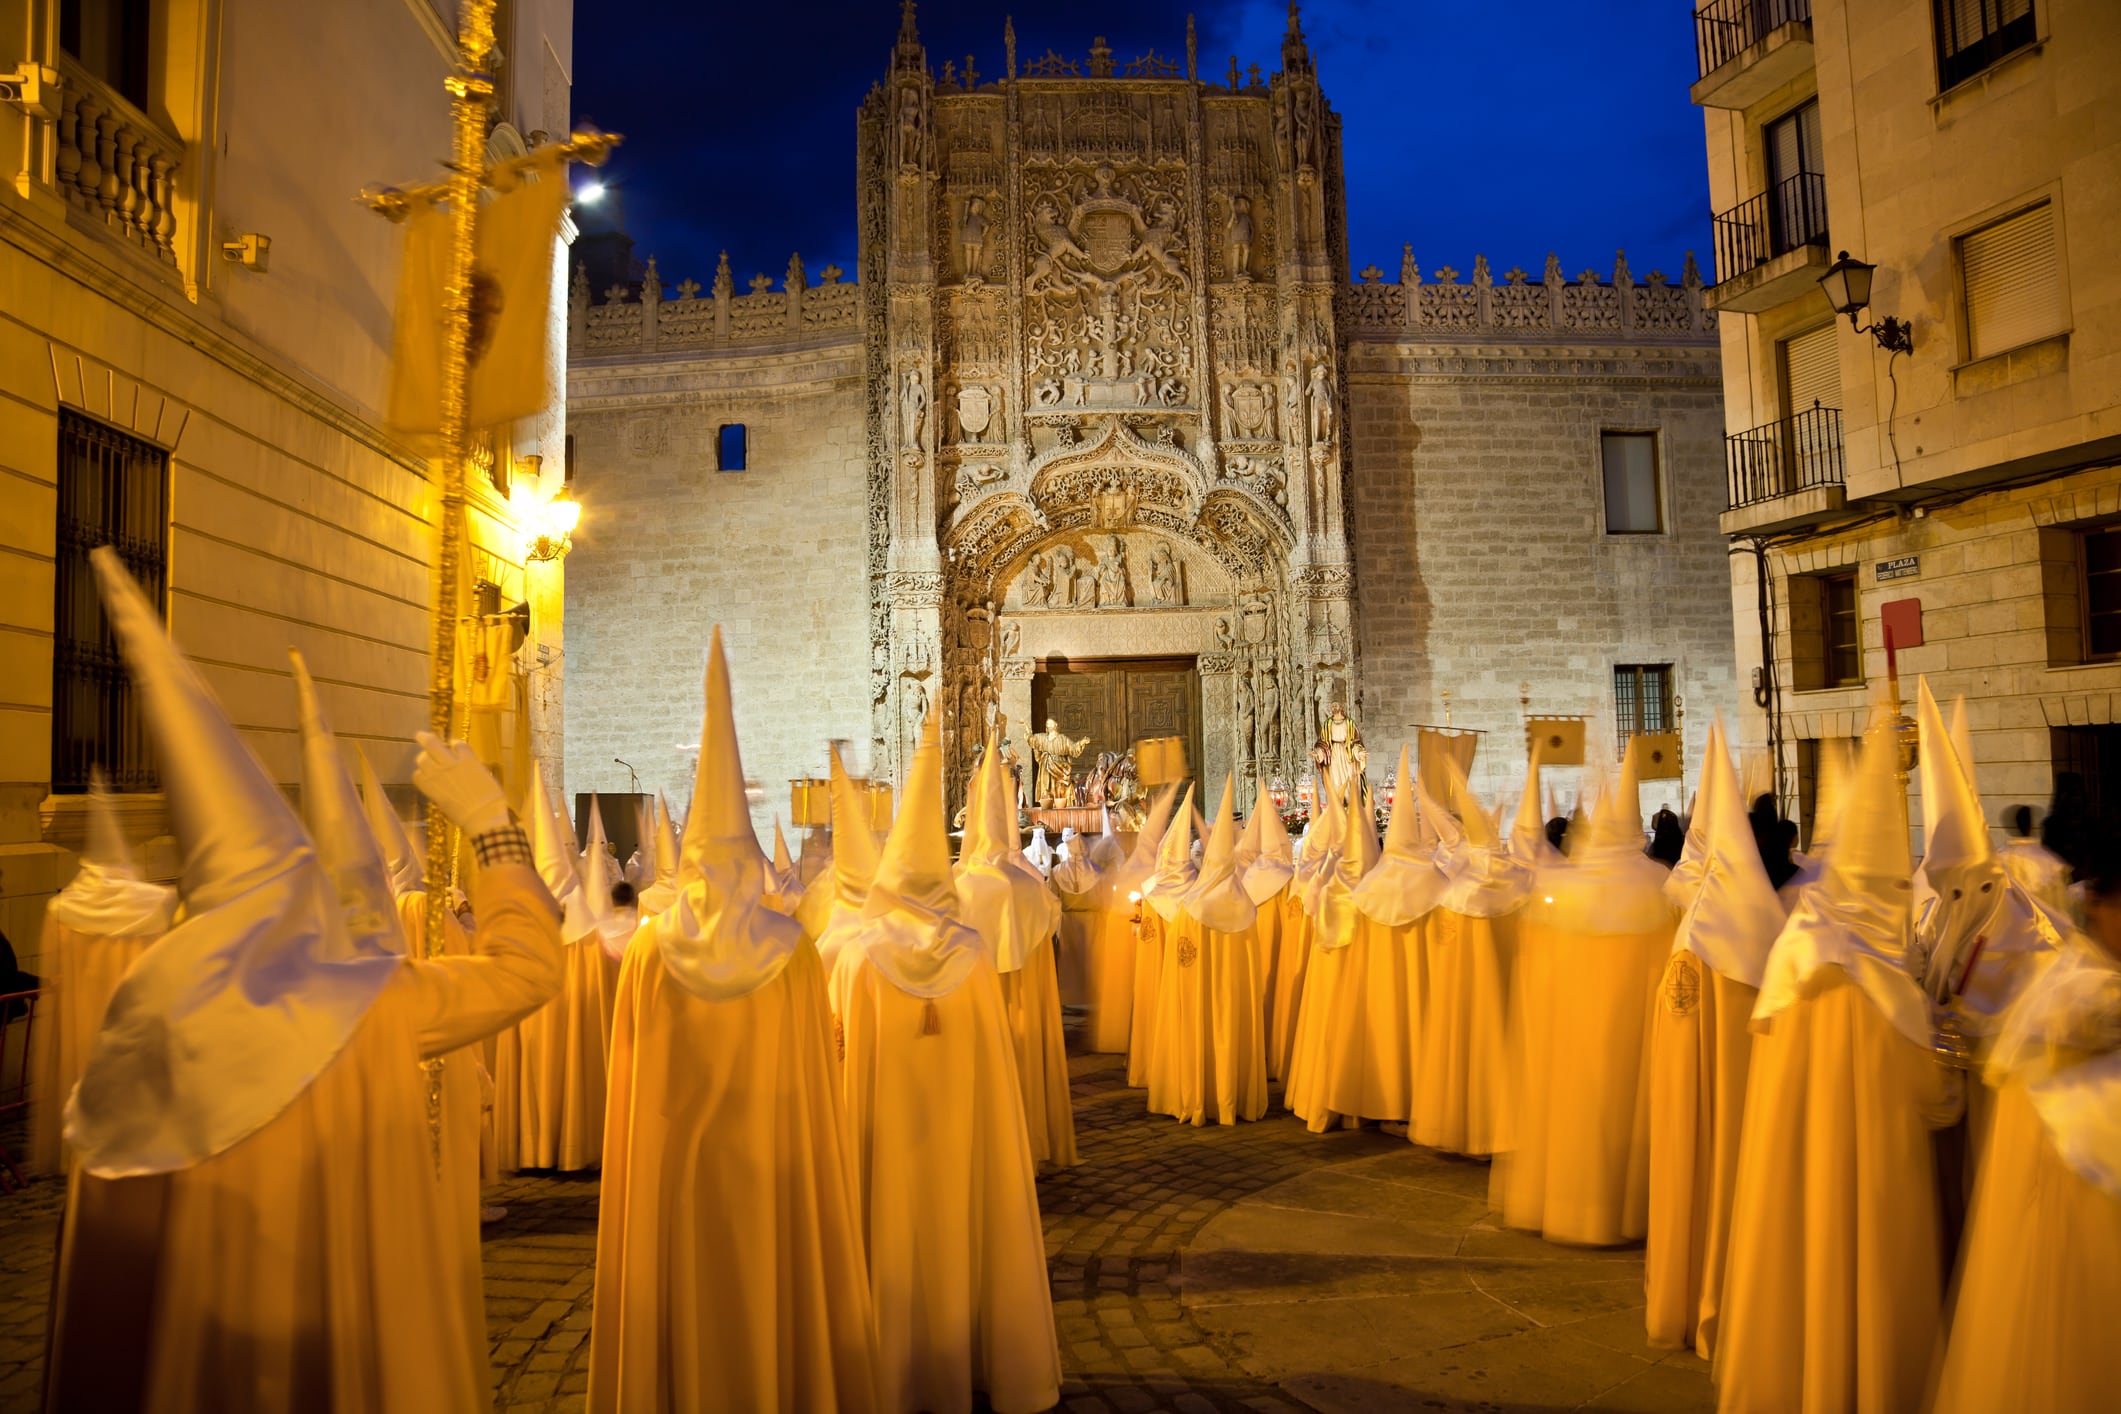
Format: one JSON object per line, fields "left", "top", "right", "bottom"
{"left": 576, "top": 180, "right": 607, "bottom": 205}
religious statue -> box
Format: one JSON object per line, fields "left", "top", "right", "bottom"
{"left": 1258, "top": 668, "right": 1281, "bottom": 763}
{"left": 1213, "top": 616, "right": 1234, "bottom": 649}
{"left": 1147, "top": 542, "right": 1182, "bottom": 605}
{"left": 999, "top": 619, "right": 1021, "bottom": 656}
{"left": 1234, "top": 674, "right": 1256, "bottom": 771}
{"left": 1311, "top": 702, "right": 1366, "bottom": 801}
{"left": 901, "top": 366, "right": 927, "bottom": 449}
{"left": 1225, "top": 194, "right": 1254, "bottom": 279}
{"left": 1095, "top": 536, "right": 1130, "bottom": 607}
{"left": 1028, "top": 717, "right": 1090, "bottom": 809}
{"left": 1307, "top": 361, "right": 1334, "bottom": 444}
{"left": 1022, "top": 554, "right": 1052, "bottom": 608}
{"left": 904, "top": 678, "right": 929, "bottom": 736}
{"left": 959, "top": 194, "right": 989, "bottom": 281}
{"left": 896, "top": 87, "right": 923, "bottom": 172}
{"left": 1049, "top": 545, "right": 1076, "bottom": 607}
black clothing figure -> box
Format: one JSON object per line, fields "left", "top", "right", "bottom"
{"left": 1646, "top": 808, "right": 1684, "bottom": 868}
{"left": 1545, "top": 816, "right": 1569, "bottom": 856}
{"left": 611, "top": 881, "right": 638, "bottom": 910}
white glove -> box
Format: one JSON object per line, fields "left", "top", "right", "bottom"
{"left": 412, "top": 731, "right": 513, "bottom": 837}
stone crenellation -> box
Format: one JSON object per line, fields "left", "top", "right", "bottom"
{"left": 1341, "top": 250, "right": 1716, "bottom": 341}
{"left": 571, "top": 252, "right": 861, "bottom": 356}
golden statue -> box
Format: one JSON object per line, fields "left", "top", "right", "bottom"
{"left": 1027, "top": 717, "right": 1090, "bottom": 808}
{"left": 1311, "top": 702, "right": 1367, "bottom": 802}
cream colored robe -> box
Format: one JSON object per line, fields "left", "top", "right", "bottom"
{"left": 42, "top": 862, "right": 561, "bottom": 1414}
{"left": 838, "top": 953, "right": 1062, "bottom": 1414}
{"left": 29, "top": 920, "right": 161, "bottom": 1175}
{"left": 590, "top": 934, "right": 880, "bottom": 1414}
{"left": 1145, "top": 914, "right": 1267, "bottom": 1125}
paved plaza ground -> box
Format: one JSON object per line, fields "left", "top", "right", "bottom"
{"left": 0, "top": 1045, "right": 1712, "bottom": 1413}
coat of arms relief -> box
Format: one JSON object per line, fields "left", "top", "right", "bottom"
{"left": 1023, "top": 163, "right": 1196, "bottom": 413}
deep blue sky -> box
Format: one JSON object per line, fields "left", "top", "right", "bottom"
{"left": 572, "top": 1, "right": 1711, "bottom": 292}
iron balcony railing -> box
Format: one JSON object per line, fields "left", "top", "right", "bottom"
{"left": 1726, "top": 404, "right": 1844, "bottom": 511}
{"left": 1712, "top": 171, "right": 1829, "bottom": 285}
{"left": 1695, "top": 0, "right": 1813, "bottom": 81}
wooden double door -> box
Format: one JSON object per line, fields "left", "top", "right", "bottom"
{"left": 1031, "top": 656, "right": 1202, "bottom": 792}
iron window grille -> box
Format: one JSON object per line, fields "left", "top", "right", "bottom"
{"left": 51, "top": 408, "right": 167, "bottom": 794}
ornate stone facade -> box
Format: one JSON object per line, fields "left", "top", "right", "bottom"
{"left": 564, "top": 8, "right": 1734, "bottom": 824}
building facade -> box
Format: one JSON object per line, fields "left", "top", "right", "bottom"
{"left": 564, "top": 10, "right": 1737, "bottom": 826}
{"left": 0, "top": 0, "right": 576, "bottom": 966}
{"left": 1693, "top": 0, "right": 2121, "bottom": 834}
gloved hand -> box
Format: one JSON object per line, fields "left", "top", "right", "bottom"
{"left": 412, "top": 731, "right": 513, "bottom": 837}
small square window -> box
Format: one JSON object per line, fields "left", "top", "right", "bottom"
{"left": 2081, "top": 525, "right": 2121, "bottom": 660}
{"left": 717, "top": 423, "right": 747, "bottom": 472}
{"left": 1601, "top": 432, "right": 1662, "bottom": 534}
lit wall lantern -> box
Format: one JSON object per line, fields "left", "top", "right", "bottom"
{"left": 511, "top": 481, "right": 582, "bottom": 562}
{"left": 1819, "top": 251, "right": 1914, "bottom": 354}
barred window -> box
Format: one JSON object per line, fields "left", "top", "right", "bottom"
{"left": 1614, "top": 663, "right": 1674, "bottom": 750}
{"left": 51, "top": 409, "right": 168, "bottom": 793}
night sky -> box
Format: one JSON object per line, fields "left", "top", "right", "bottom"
{"left": 571, "top": 0, "right": 1711, "bottom": 292}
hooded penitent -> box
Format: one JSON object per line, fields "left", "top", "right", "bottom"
{"left": 1297, "top": 776, "right": 1347, "bottom": 918}
{"left": 1317, "top": 777, "right": 1380, "bottom": 948}
{"left": 636, "top": 792, "right": 681, "bottom": 918}
{"left": 1353, "top": 745, "right": 1449, "bottom": 928}
{"left": 955, "top": 738, "right": 1060, "bottom": 974}
{"left": 1668, "top": 719, "right": 1784, "bottom": 990}
{"left": 580, "top": 805, "right": 634, "bottom": 961}
{"left": 1550, "top": 736, "right": 1671, "bottom": 935}
{"left": 1439, "top": 751, "right": 1532, "bottom": 918}
{"left": 1184, "top": 778, "right": 1258, "bottom": 935}
{"left": 1088, "top": 805, "right": 1127, "bottom": 877}
{"left": 647, "top": 629, "right": 803, "bottom": 1001}
{"left": 358, "top": 745, "right": 426, "bottom": 899}
{"left": 292, "top": 650, "right": 404, "bottom": 961}
{"left": 1243, "top": 780, "right": 1296, "bottom": 905}
{"left": 1024, "top": 825, "right": 1055, "bottom": 878}
{"left": 65, "top": 548, "right": 402, "bottom": 1178}
{"left": 1752, "top": 707, "right": 1926, "bottom": 1044}
{"left": 1112, "top": 784, "right": 1179, "bottom": 903}
{"left": 809, "top": 744, "right": 882, "bottom": 974}
{"left": 854, "top": 708, "right": 986, "bottom": 1001}
{"left": 769, "top": 817, "right": 799, "bottom": 898}
{"left": 30, "top": 767, "right": 176, "bottom": 1174}
{"left": 1915, "top": 677, "right": 2057, "bottom": 1031}
{"left": 526, "top": 768, "right": 596, "bottom": 944}
{"left": 1142, "top": 785, "right": 1198, "bottom": 923}
{"left": 46, "top": 768, "right": 174, "bottom": 940}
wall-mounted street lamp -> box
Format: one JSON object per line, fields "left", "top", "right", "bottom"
{"left": 1819, "top": 251, "right": 1914, "bottom": 354}
{"left": 510, "top": 477, "right": 582, "bottom": 562}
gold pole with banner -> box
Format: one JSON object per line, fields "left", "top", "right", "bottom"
{"left": 364, "top": 0, "right": 616, "bottom": 1155}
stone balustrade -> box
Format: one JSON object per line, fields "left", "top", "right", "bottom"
{"left": 52, "top": 56, "right": 181, "bottom": 268}
{"left": 1339, "top": 249, "right": 1716, "bottom": 340}
{"left": 572, "top": 251, "right": 861, "bottom": 356}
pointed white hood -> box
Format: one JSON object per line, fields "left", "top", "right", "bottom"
{"left": 1439, "top": 751, "right": 1532, "bottom": 918}
{"left": 1142, "top": 784, "right": 1198, "bottom": 922}
{"left": 637, "top": 790, "right": 681, "bottom": 917}
{"left": 1663, "top": 718, "right": 1728, "bottom": 913}
{"left": 65, "top": 548, "right": 400, "bottom": 1178}
{"left": 1051, "top": 825, "right": 1101, "bottom": 900}
{"left": 1184, "top": 777, "right": 1257, "bottom": 933}
{"left": 808, "top": 743, "right": 881, "bottom": 963}
{"left": 356, "top": 745, "right": 424, "bottom": 899}
{"left": 855, "top": 706, "right": 985, "bottom": 999}
{"left": 1547, "top": 738, "right": 1674, "bottom": 935}
{"left": 1352, "top": 746, "right": 1447, "bottom": 927}
{"left": 1088, "top": 805, "right": 1126, "bottom": 876}
{"left": 1297, "top": 778, "right": 1348, "bottom": 917}
{"left": 648, "top": 629, "right": 802, "bottom": 999}
{"left": 525, "top": 764, "right": 595, "bottom": 943}
{"left": 1112, "top": 783, "right": 1180, "bottom": 902}
{"left": 48, "top": 766, "right": 175, "bottom": 938}
{"left": 1024, "top": 824, "right": 1055, "bottom": 877}
{"left": 954, "top": 737, "right": 1058, "bottom": 972}
{"left": 1242, "top": 780, "right": 1295, "bottom": 905}
{"left": 581, "top": 802, "right": 636, "bottom": 960}
{"left": 291, "top": 650, "right": 402, "bottom": 960}
{"left": 1318, "top": 780, "right": 1381, "bottom": 947}
{"left": 768, "top": 817, "right": 799, "bottom": 896}
{"left": 1754, "top": 708, "right": 1927, "bottom": 1043}
{"left": 1670, "top": 718, "right": 1786, "bottom": 988}
{"left": 1509, "top": 738, "right": 1557, "bottom": 870}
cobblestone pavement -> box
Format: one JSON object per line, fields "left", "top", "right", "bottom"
{"left": 0, "top": 1049, "right": 1703, "bottom": 1414}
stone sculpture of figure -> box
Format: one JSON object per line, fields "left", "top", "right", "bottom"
{"left": 1049, "top": 545, "right": 1076, "bottom": 607}
{"left": 1138, "top": 199, "right": 1187, "bottom": 288}
{"left": 901, "top": 366, "right": 927, "bottom": 449}
{"left": 1069, "top": 553, "right": 1097, "bottom": 608}
{"left": 1021, "top": 554, "right": 1053, "bottom": 608}
{"left": 1234, "top": 674, "right": 1256, "bottom": 770}
{"left": 1095, "top": 536, "right": 1130, "bottom": 608}
{"left": 1225, "top": 194, "right": 1254, "bottom": 279}
{"left": 1148, "top": 543, "right": 1182, "bottom": 606}
{"left": 1000, "top": 620, "right": 1021, "bottom": 656}
{"left": 1311, "top": 702, "right": 1366, "bottom": 801}
{"left": 1307, "top": 361, "right": 1333, "bottom": 443}
{"left": 960, "top": 194, "right": 989, "bottom": 281}
{"left": 904, "top": 678, "right": 929, "bottom": 737}
{"left": 1027, "top": 199, "right": 1084, "bottom": 294}
{"left": 897, "top": 87, "right": 922, "bottom": 170}
{"left": 1258, "top": 670, "right": 1281, "bottom": 762}
{"left": 1028, "top": 717, "right": 1090, "bottom": 809}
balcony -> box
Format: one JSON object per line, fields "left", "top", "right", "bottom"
{"left": 50, "top": 55, "right": 183, "bottom": 271}
{"left": 1720, "top": 404, "right": 1846, "bottom": 536}
{"left": 1704, "top": 172, "right": 1829, "bottom": 314}
{"left": 1691, "top": 0, "right": 1816, "bottom": 110}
